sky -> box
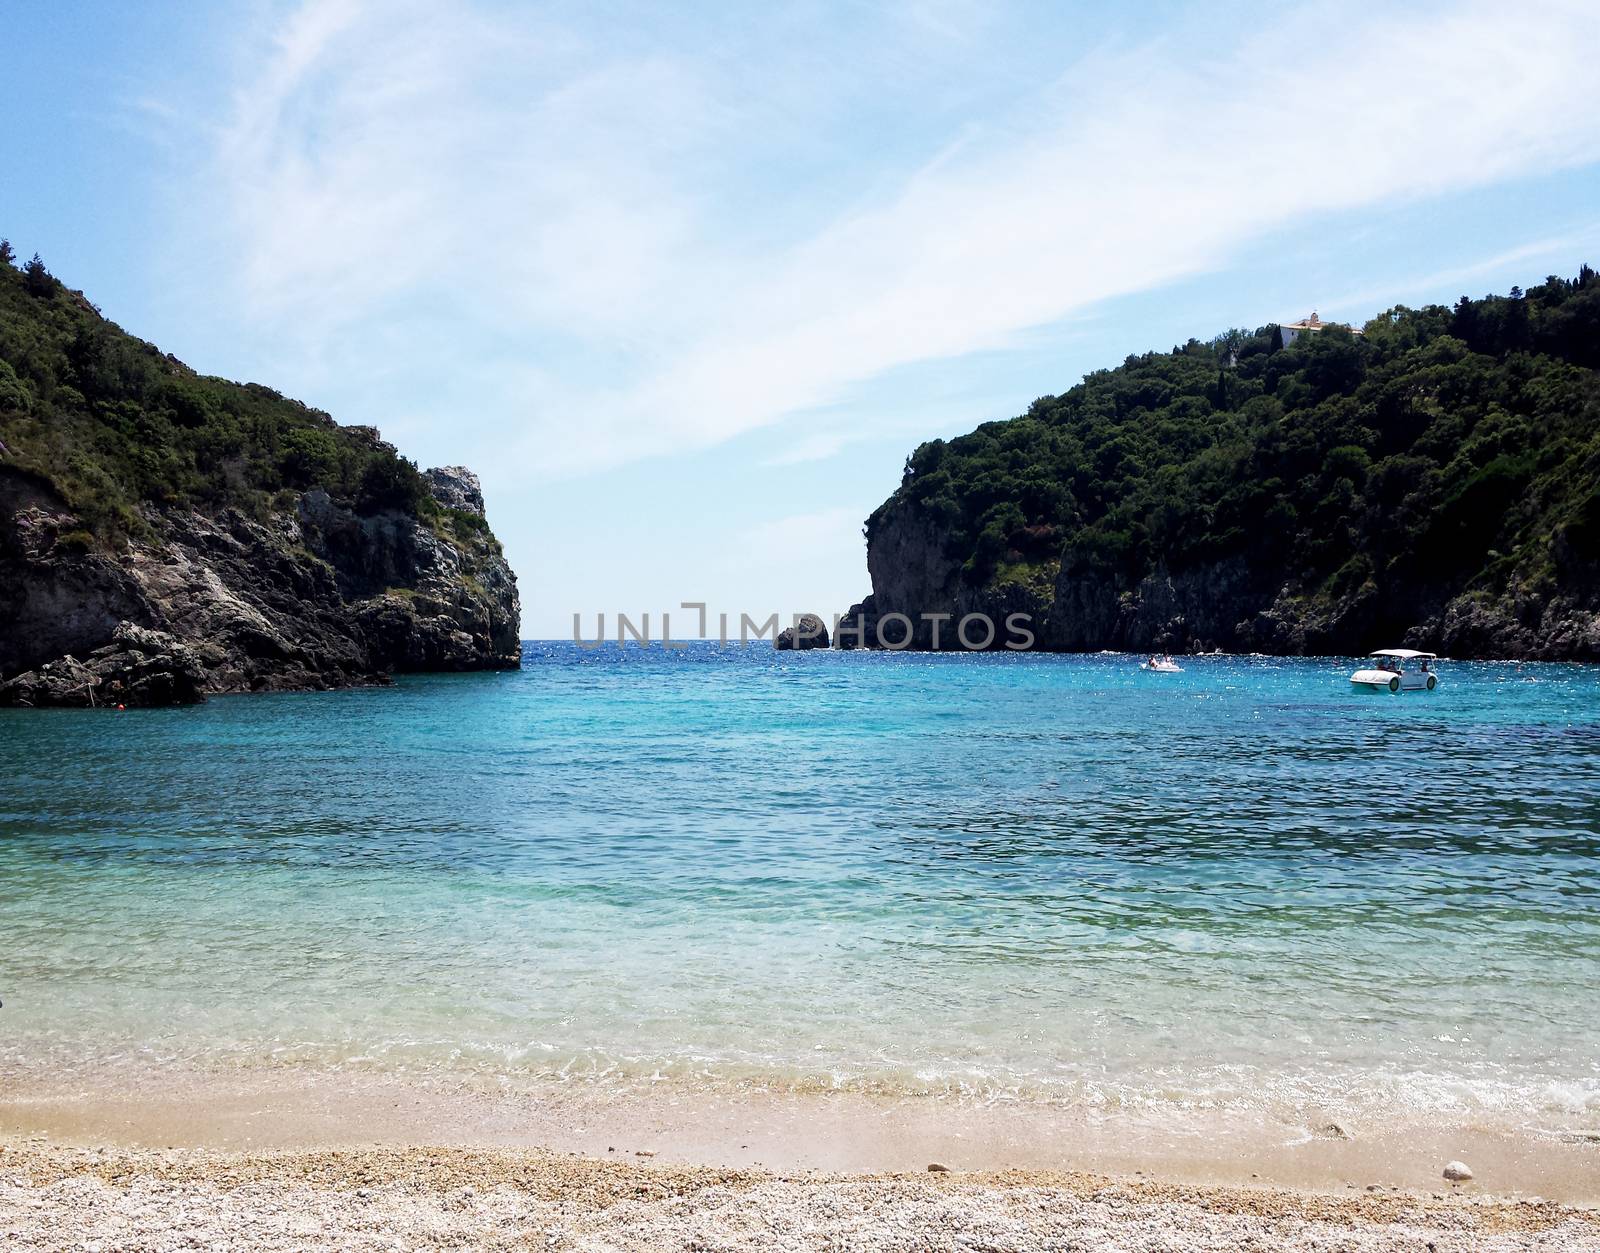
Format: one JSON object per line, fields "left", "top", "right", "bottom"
{"left": 4, "top": 0, "right": 1600, "bottom": 638}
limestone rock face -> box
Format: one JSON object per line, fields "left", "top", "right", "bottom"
{"left": 425, "top": 466, "right": 486, "bottom": 517}
{"left": 834, "top": 594, "right": 880, "bottom": 650}
{"left": 843, "top": 496, "right": 1600, "bottom": 658}
{"left": 837, "top": 506, "right": 1051, "bottom": 650}
{"left": 774, "top": 613, "right": 830, "bottom": 651}
{"left": 0, "top": 622, "right": 208, "bottom": 708}
{"left": 0, "top": 462, "right": 521, "bottom": 708}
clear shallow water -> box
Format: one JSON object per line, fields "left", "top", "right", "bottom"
{"left": 2, "top": 644, "right": 1598, "bottom": 1126}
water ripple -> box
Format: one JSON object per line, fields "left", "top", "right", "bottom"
{"left": 2, "top": 645, "right": 1598, "bottom": 1122}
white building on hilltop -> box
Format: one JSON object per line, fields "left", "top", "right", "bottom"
{"left": 1279, "top": 311, "right": 1362, "bottom": 347}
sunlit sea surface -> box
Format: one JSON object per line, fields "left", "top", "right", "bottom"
{"left": 3, "top": 644, "right": 1598, "bottom": 1128}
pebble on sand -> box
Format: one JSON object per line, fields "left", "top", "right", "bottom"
{"left": 1443, "top": 1161, "right": 1473, "bottom": 1182}
{"left": 6, "top": 1142, "right": 1595, "bottom": 1253}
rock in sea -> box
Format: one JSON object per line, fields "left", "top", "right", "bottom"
{"left": 1443, "top": 1160, "right": 1473, "bottom": 1182}
{"left": 774, "top": 613, "right": 830, "bottom": 651}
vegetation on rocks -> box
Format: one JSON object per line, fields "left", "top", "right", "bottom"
{"left": 0, "top": 247, "right": 521, "bottom": 705}
{"left": 0, "top": 247, "right": 443, "bottom": 542}
{"left": 861, "top": 269, "right": 1600, "bottom": 655}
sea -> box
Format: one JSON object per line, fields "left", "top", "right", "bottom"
{"left": 3, "top": 643, "right": 1598, "bottom": 1133}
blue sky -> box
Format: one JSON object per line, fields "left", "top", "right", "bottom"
{"left": 5, "top": 1, "right": 1600, "bottom": 637}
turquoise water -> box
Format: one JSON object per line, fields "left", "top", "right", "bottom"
{"left": 3, "top": 644, "right": 1598, "bottom": 1126}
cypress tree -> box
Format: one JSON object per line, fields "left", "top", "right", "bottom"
{"left": 22, "top": 253, "right": 55, "bottom": 297}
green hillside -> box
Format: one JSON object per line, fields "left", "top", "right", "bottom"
{"left": 0, "top": 246, "right": 483, "bottom": 548}
{"left": 868, "top": 268, "right": 1600, "bottom": 653}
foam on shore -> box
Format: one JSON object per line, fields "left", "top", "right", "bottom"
{"left": 4, "top": 1061, "right": 1599, "bottom": 1204}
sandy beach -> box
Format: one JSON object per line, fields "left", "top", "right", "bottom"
{"left": 4, "top": 1066, "right": 1599, "bottom": 1249}
{"left": 8, "top": 1062, "right": 1600, "bottom": 1194}
{"left": 4, "top": 1139, "right": 1598, "bottom": 1251}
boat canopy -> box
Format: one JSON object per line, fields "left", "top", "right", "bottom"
{"left": 1370, "top": 649, "right": 1436, "bottom": 659}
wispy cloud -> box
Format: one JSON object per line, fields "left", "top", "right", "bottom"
{"left": 761, "top": 431, "right": 869, "bottom": 468}
{"left": 740, "top": 506, "right": 865, "bottom": 559}
{"left": 174, "top": 0, "right": 1600, "bottom": 478}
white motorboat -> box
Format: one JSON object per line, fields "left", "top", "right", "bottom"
{"left": 1350, "top": 649, "right": 1439, "bottom": 692}
{"left": 1142, "top": 655, "right": 1183, "bottom": 673}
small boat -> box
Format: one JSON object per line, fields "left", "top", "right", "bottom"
{"left": 1142, "top": 655, "right": 1183, "bottom": 673}
{"left": 1350, "top": 649, "right": 1439, "bottom": 692}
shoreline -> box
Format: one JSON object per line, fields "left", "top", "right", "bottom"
{"left": 4, "top": 1063, "right": 1597, "bottom": 1203}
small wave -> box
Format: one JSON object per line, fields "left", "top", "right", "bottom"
{"left": 10, "top": 1031, "right": 1599, "bottom": 1131}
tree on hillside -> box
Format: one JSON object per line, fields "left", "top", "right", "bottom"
{"left": 0, "top": 239, "right": 14, "bottom": 266}
{"left": 22, "top": 253, "right": 55, "bottom": 297}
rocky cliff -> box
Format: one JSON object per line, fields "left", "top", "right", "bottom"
{"left": 839, "top": 270, "right": 1600, "bottom": 658}
{"left": 841, "top": 523, "right": 1600, "bottom": 657}
{"left": 0, "top": 255, "right": 520, "bottom": 707}
{"left": 0, "top": 463, "right": 520, "bottom": 707}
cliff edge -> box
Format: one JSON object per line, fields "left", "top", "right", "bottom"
{"left": 0, "top": 252, "right": 520, "bottom": 707}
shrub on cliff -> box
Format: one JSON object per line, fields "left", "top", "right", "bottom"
{"left": 0, "top": 359, "right": 29, "bottom": 413}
